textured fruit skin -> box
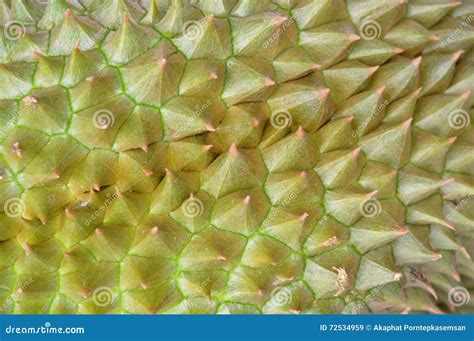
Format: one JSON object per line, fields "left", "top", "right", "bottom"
{"left": 0, "top": 0, "right": 473, "bottom": 314}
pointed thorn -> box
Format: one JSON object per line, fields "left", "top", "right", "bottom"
{"left": 396, "top": 226, "right": 409, "bottom": 234}
{"left": 65, "top": 9, "right": 74, "bottom": 19}
{"left": 86, "top": 76, "right": 95, "bottom": 82}
{"left": 447, "top": 136, "right": 457, "bottom": 144}
{"left": 204, "top": 122, "right": 216, "bottom": 132}
{"left": 164, "top": 168, "right": 173, "bottom": 177}
{"left": 299, "top": 212, "right": 309, "bottom": 222}
{"left": 411, "top": 56, "right": 422, "bottom": 69}
{"left": 216, "top": 254, "right": 226, "bottom": 261}
{"left": 23, "top": 96, "right": 38, "bottom": 106}
{"left": 442, "top": 221, "right": 456, "bottom": 231}
{"left": 64, "top": 208, "right": 75, "bottom": 219}
{"left": 376, "top": 86, "right": 386, "bottom": 95}
{"left": 52, "top": 172, "right": 61, "bottom": 179}
{"left": 368, "top": 66, "right": 379, "bottom": 75}
{"left": 367, "top": 190, "right": 378, "bottom": 198}
{"left": 17, "top": 288, "right": 24, "bottom": 294}
{"left": 150, "top": 226, "right": 159, "bottom": 235}
{"left": 289, "top": 309, "right": 301, "bottom": 314}
{"left": 92, "top": 183, "right": 100, "bottom": 191}
{"left": 348, "top": 33, "right": 361, "bottom": 42}
{"left": 393, "top": 273, "right": 402, "bottom": 281}
{"left": 460, "top": 90, "right": 471, "bottom": 100}
{"left": 346, "top": 116, "right": 355, "bottom": 123}
{"left": 296, "top": 126, "right": 305, "bottom": 139}
{"left": 144, "top": 169, "right": 153, "bottom": 177}
{"left": 140, "top": 281, "right": 149, "bottom": 289}
{"left": 157, "top": 58, "right": 167, "bottom": 67}
{"left": 39, "top": 216, "right": 47, "bottom": 225}
{"left": 440, "top": 178, "right": 455, "bottom": 186}
{"left": 431, "top": 35, "right": 440, "bottom": 42}
{"left": 123, "top": 12, "right": 129, "bottom": 23}
{"left": 229, "top": 143, "right": 239, "bottom": 156}
{"left": 243, "top": 195, "right": 251, "bottom": 205}
{"left": 413, "top": 87, "right": 423, "bottom": 97}
{"left": 460, "top": 247, "right": 471, "bottom": 260}
{"left": 352, "top": 147, "right": 361, "bottom": 157}
{"left": 452, "top": 50, "right": 464, "bottom": 61}
{"left": 206, "top": 15, "right": 215, "bottom": 23}
{"left": 264, "top": 78, "right": 275, "bottom": 87}
{"left": 431, "top": 253, "right": 442, "bottom": 261}
{"left": 299, "top": 170, "right": 307, "bottom": 179}
{"left": 272, "top": 16, "right": 288, "bottom": 26}
{"left": 209, "top": 72, "right": 218, "bottom": 80}
{"left": 394, "top": 47, "right": 404, "bottom": 54}
{"left": 95, "top": 228, "right": 103, "bottom": 236}
{"left": 310, "top": 63, "right": 321, "bottom": 69}
{"left": 203, "top": 144, "right": 213, "bottom": 151}
{"left": 319, "top": 88, "right": 330, "bottom": 100}
{"left": 141, "top": 144, "right": 149, "bottom": 153}
{"left": 74, "top": 41, "right": 81, "bottom": 50}
{"left": 402, "top": 118, "right": 413, "bottom": 133}
{"left": 451, "top": 1, "right": 462, "bottom": 7}
{"left": 391, "top": 169, "right": 398, "bottom": 176}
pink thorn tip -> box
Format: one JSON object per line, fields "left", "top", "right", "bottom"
{"left": 396, "top": 226, "right": 409, "bottom": 234}
{"left": 289, "top": 309, "right": 301, "bottom": 314}
{"left": 64, "top": 208, "right": 75, "bottom": 219}
{"left": 391, "top": 169, "right": 398, "bottom": 176}
{"left": 413, "top": 87, "right": 423, "bottom": 97}
{"left": 299, "top": 170, "right": 307, "bottom": 178}
{"left": 17, "top": 288, "right": 24, "bottom": 294}
{"left": 244, "top": 195, "right": 251, "bottom": 205}
{"left": 144, "top": 169, "right": 153, "bottom": 177}
{"left": 299, "top": 213, "right": 309, "bottom": 222}
{"left": 164, "top": 168, "right": 173, "bottom": 177}
{"left": 311, "top": 63, "right": 321, "bottom": 69}
{"left": 442, "top": 221, "right": 456, "bottom": 231}
{"left": 368, "top": 66, "right": 379, "bottom": 74}
{"left": 451, "top": 2, "right": 462, "bottom": 7}
{"left": 273, "top": 16, "right": 287, "bottom": 26}
{"left": 65, "top": 9, "right": 74, "bottom": 18}
{"left": 141, "top": 144, "right": 149, "bottom": 153}
{"left": 95, "top": 228, "right": 103, "bottom": 236}
{"left": 352, "top": 147, "right": 361, "bottom": 157}
{"left": 348, "top": 33, "right": 361, "bottom": 42}
{"left": 40, "top": 217, "right": 47, "bottom": 225}
{"left": 92, "top": 183, "right": 100, "bottom": 191}
{"left": 453, "top": 273, "right": 461, "bottom": 282}
{"left": 431, "top": 253, "right": 442, "bottom": 261}
{"left": 411, "top": 56, "right": 422, "bottom": 68}
{"left": 402, "top": 118, "right": 413, "bottom": 133}
{"left": 52, "top": 172, "right": 61, "bottom": 179}
{"left": 367, "top": 190, "right": 378, "bottom": 198}
{"left": 123, "top": 12, "right": 129, "bottom": 23}
{"left": 151, "top": 226, "right": 159, "bottom": 235}
{"left": 296, "top": 126, "right": 305, "bottom": 138}
{"left": 216, "top": 254, "right": 226, "bottom": 261}
{"left": 209, "top": 72, "right": 218, "bottom": 80}
{"left": 447, "top": 136, "right": 457, "bottom": 144}
{"left": 346, "top": 116, "right": 355, "bottom": 123}
{"left": 319, "top": 88, "right": 330, "bottom": 100}
{"left": 431, "top": 35, "right": 440, "bottom": 41}
{"left": 158, "top": 58, "right": 167, "bottom": 67}
{"left": 205, "top": 123, "right": 216, "bottom": 132}
{"left": 376, "top": 86, "right": 386, "bottom": 95}
{"left": 440, "top": 178, "right": 455, "bottom": 186}
{"left": 394, "top": 47, "right": 404, "bottom": 54}
{"left": 74, "top": 41, "right": 81, "bottom": 50}
{"left": 252, "top": 117, "right": 260, "bottom": 128}
{"left": 460, "top": 90, "right": 471, "bottom": 100}
{"left": 206, "top": 15, "right": 215, "bottom": 23}
{"left": 140, "top": 281, "right": 149, "bottom": 289}
{"left": 229, "top": 143, "right": 239, "bottom": 156}
{"left": 452, "top": 50, "right": 464, "bottom": 61}
{"left": 399, "top": 0, "right": 407, "bottom": 4}
{"left": 203, "top": 144, "right": 213, "bottom": 151}
{"left": 264, "top": 78, "right": 275, "bottom": 87}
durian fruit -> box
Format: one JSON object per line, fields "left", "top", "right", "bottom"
{"left": 0, "top": 0, "right": 473, "bottom": 315}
